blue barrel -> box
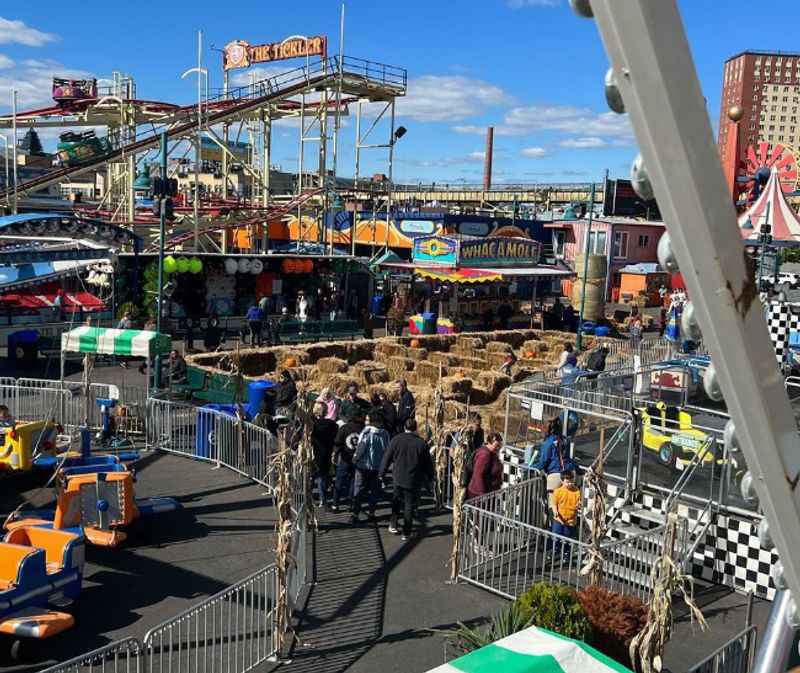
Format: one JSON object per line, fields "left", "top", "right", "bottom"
{"left": 595, "top": 325, "right": 611, "bottom": 337}
{"left": 580, "top": 321, "right": 596, "bottom": 335}
{"left": 370, "top": 294, "right": 384, "bottom": 316}
{"left": 195, "top": 404, "right": 237, "bottom": 458}
{"left": 246, "top": 380, "right": 276, "bottom": 418}
{"left": 422, "top": 311, "right": 438, "bottom": 335}
{"left": 8, "top": 329, "right": 39, "bottom": 361}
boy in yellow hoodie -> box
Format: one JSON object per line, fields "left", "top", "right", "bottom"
{"left": 551, "top": 470, "right": 581, "bottom": 561}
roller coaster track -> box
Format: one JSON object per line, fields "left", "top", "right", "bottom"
{"left": 0, "top": 56, "right": 400, "bottom": 200}
{"left": 155, "top": 187, "right": 324, "bottom": 251}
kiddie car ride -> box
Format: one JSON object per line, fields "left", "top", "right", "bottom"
{"left": 0, "top": 421, "right": 60, "bottom": 473}
{"left": 0, "top": 525, "right": 84, "bottom": 661}
{"left": 638, "top": 401, "right": 716, "bottom": 469}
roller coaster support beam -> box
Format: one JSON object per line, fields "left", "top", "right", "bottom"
{"left": 154, "top": 132, "right": 167, "bottom": 391}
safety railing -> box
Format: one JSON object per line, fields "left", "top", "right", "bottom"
{"left": 38, "top": 637, "right": 145, "bottom": 673}
{"left": 687, "top": 625, "right": 757, "bottom": 673}
{"left": 142, "top": 564, "right": 279, "bottom": 673}
{"left": 467, "top": 473, "right": 547, "bottom": 529}
{"left": 0, "top": 383, "right": 72, "bottom": 425}
{"left": 600, "top": 524, "right": 671, "bottom": 602}
{"left": 146, "top": 398, "right": 277, "bottom": 491}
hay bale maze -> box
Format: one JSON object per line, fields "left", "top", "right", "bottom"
{"left": 185, "top": 328, "right": 606, "bottom": 432}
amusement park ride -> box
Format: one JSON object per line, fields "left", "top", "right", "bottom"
{"left": 0, "top": 34, "right": 408, "bottom": 256}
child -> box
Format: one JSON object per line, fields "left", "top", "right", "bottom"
{"left": 0, "top": 405, "right": 14, "bottom": 427}
{"left": 551, "top": 470, "right": 581, "bottom": 561}
{"left": 499, "top": 351, "right": 517, "bottom": 376}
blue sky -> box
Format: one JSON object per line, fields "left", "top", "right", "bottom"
{"left": 1, "top": 1, "right": 799, "bottom": 184}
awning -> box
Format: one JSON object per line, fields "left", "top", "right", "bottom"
{"left": 416, "top": 267, "right": 503, "bottom": 284}
{"left": 0, "top": 288, "right": 104, "bottom": 312}
{"left": 62, "top": 327, "right": 171, "bottom": 358}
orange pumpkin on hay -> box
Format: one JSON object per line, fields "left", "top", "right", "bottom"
{"left": 410, "top": 339, "right": 422, "bottom": 349}
{"left": 284, "top": 356, "right": 298, "bottom": 368}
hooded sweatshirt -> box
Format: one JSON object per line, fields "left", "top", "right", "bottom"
{"left": 354, "top": 424, "right": 390, "bottom": 471}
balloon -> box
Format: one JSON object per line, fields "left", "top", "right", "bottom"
{"left": 189, "top": 257, "right": 203, "bottom": 274}
{"left": 224, "top": 258, "right": 238, "bottom": 275}
{"left": 250, "top": 258, "right": 263, "bottom": 274}
{"left": 163, "top": 256, "right": 177, "bottom": 274}
{"left": 176, "top": 257, "right": 190, "bottom": 274}
{"left": 238, "top": 258, "right": 251, "bottom": 274}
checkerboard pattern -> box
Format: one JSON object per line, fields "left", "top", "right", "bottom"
{"left": 766, "top": 301, "right": 800, "bottom": 364}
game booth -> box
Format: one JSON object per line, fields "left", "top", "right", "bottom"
{"left": 378, "top": 235, "right": 574, "bottom": 335}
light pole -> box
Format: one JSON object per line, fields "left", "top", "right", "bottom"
{"left": 154, "top": 132, "right": 168, "bottom": 391}
{"left": 182, "top": 30, "right": 208, "bottom": 251}
{"left": 0, "top": 135, "right": 9, "bottom": 207}
{"left": 576, "top": 182, "right": 596, "bottom": 351}
{"left": 11, "top": 90, "right": 18, "bottom": 214}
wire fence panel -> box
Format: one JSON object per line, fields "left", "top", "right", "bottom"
{"left": 468, "top": 475, "right": 547, "bottom": 529}
{"left": 146, "top": 398, "right": 200, "bottom": 459}
{"left": 143, "top": 565, "right": 279, "bottom": 673}
{"left": 687, "top": 626, "right": 757, "bottom": 673}
{"left": 599, "top": 526, "right": 668, "bottom": 602}
{"left": 38, "top": 637, "right": 144, "bottom": 673}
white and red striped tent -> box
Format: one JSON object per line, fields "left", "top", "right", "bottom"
{"left": 739, "top": 168, "right": 800, "bottom": 244}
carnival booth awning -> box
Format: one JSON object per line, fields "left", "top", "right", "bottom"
{"left": 61, "top": 327, "right": 171, "bottom": 358}
{"left": 739, "top": 167, "right": 800, "bottom": 243}
{"left": 425, "top": 627, "right": 631, "bottom": 673}
{"left": 0, "top": 289, "right": 104, "bottom": 312}
{"left": 416, "top": 267, "right": 504, "bottom": 283}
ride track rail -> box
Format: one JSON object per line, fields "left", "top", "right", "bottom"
{"left": 0, "top": 55, "right": 406, "bottom": 201}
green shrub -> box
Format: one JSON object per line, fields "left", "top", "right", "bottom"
{"left": 436, "top": 601, "right": 531, "bottom": 656}
{"left": 514, "top": 582, "right": 591, "bottom": 641}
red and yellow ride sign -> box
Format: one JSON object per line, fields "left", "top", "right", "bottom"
{"left": 224, "top": 36, "right": 327, "bottom": 70}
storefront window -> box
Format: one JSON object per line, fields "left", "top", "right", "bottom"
{"left": 588, "top": 230, "right": 606, "bottom": 255}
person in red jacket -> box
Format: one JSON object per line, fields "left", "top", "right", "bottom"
{"left": 467, "top": 432, "right": 504, "bottom": 499}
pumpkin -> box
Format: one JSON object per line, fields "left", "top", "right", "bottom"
{"left": 410, "top": 339, "right": 422, "bottom": 349}
{"left": 284, "top": 357, "right": 298, "bottom": 368}
{"left": 524, "top": 350, "right": 536, "bottom": 359}
{"left": 453, "top": 371, "right": 464, "bottom": 379}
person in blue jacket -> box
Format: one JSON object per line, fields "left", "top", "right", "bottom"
{"left": 529, "top": 417, "right": 577, "bottom": 511}
{"left": 246, "top": 303, "right": 264, "bottom": 346}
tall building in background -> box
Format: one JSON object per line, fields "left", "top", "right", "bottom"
{"left": 718, "top": 50, "right": 800, "bottom": 202}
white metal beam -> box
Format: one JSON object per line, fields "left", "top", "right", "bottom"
{"left": 590, "top": 0, "right": 800, "bottom": 614}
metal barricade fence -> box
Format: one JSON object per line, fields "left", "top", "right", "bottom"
{"left": 599, "top": 525, "right": 668, "bottom": 602}
{"left": 142, "top": 565, "right": 279, "bottom": 673}
{"left": 468, "top": 475, "right": 547, "bottom": 529}
{"left": 146, "top": 398, "right": 199, "bottom": 459}
{"left": 687, "top": 625, "right": 757, "bottom": 673}
{"left": 38, "top": 637, "right": 144, "bottom": 673}
{"left": 0, "top": 383, "right": 73, "bottom": 425}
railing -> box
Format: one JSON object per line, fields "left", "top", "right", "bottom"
{"left": 143, "top": 565, "right": 279, "bottom": 673}
{"left": 38, "top": 637, "right": 145, "bottom": 673}
{"left": 146, "top": 398, "right": 276, "bottom": 491}
{"left": 600, "top": 524, "right": 671, "bottom": 602}
{"left": 687, "top": 625, "right": 757, "bottom": 673}
{"left": 468, "top": 474, "right": 547, "bottom": 529}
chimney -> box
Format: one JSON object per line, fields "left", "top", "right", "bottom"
{"left": 483, "top": 126, "right": 494, "bottom": 191}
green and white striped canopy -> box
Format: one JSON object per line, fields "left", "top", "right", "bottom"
{"left": 61, "top": 327, "right": 172, "bottom": 358}
{"left": 428, "top": 627, "right": 632, "bottom": 673}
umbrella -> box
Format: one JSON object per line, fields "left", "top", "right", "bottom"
{"left": 427, "top": 626, "right": 632, "bottom": 673}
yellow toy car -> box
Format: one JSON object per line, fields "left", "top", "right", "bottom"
{"left": 638, "top": 401, "right": 714, "bottom": 469}
{"left": 0, "top": 421, "right": 59, "bottom": 473}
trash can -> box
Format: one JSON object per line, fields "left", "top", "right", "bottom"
{"left": 595, "top": 325, "right": 611, "bottom": 338}
{"left": 422, "top": 312, "right": 438, "bottom": 335}
{"left": 246, "top": 380, "right": 276, "bottom": 419}
{"left": 195, "top": 403, "right": 237, "bottom": 459}
{"left": 370, "top": 294, "right": 384, "bottom": 317}
{"left": 580, "top": 321, "right": 596, "bottom": 335}
{"left": 8, "top": 329, "right": 39, "bottom": 362}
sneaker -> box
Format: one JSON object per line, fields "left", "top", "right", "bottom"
{"left": 388, "top": 526, "right": 399, "bottom": 534}
{"left": 330, "top": 504, "right": 339, "bottom": 512}
{"left": 401, "top": 534, "right": 409, "bottom": 541}
{"left": 120, "top": 362, "right": 128, "bottom": 369}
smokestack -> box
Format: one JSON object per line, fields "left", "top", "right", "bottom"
{"left": 483, "top": 126, "right": 494, "bottom": 191}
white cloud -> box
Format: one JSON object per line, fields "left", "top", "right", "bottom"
{"left": 0, "top": 18, "right": 57, "bottom": 47}
{"left": 0, "top": 58, "right": 96, "bottom": 110}
{"left": 521, "top": 146, "right": 548, "bottom": 157}
{"left": 560, "top": 136, "right": 607, "bottom": 148}
{"left": 0, "top": 55, "right": 12, "bottom": 69}
{"left": 508, "top": 0, "right": 560, "bottom": 7}
{"left": 395, "top": 75, "right": 513, "bottom": 123}
{"left": 398, "top": 151, "right": 487, "bottom": 168}
{"left": 468, "top": 150, "right": 485, "bottom": 161}
{"left": 230, "top": 66, "right": 290, "bottom": 88}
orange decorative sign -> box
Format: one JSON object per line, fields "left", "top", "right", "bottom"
{"left": 224, "top": 36, "right": 327, "bottom": 70}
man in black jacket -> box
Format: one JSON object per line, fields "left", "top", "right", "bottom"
{"left": 396, "top": 379, "right": 416, "bottom": 430}
{"left": 311, "top": 402, "right": 338, "bottom": 509}
{"left": 379, "top": 418, "right": 433, "bottom": 540}
{"left": 331, "top": 409, "right": 364, "bottom": 511}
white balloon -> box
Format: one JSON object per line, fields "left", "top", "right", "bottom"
{"left": 238, "top": 258, "right": 251, "bottom": 274}
{"left": 224, "top": 258, "right": 238, "bottom": 275}
{"left": 250, "top": 258, "right": 263, "bottom": 274}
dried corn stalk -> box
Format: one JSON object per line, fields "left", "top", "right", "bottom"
{"left": 629, "top": 512, "right": 707, "bottom": 673}
{"left": 432, "top": 382, "right": 448, "bottom": 512}
{"left": 449, "top": 410, "right": 472, "bottom": 582}
{"left": 580, "top": 432, "right": 607, "bottom": 587}
{"left": 295, "top": 383, "right": 317, "bottom": 530}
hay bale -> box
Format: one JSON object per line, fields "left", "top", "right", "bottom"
{"left": 441, "top": 376, "right": 472, "bottom": 397}
{"left": 487, "top": 352, "right": 512, "bottom": 368}
{"left": 407, "top": 348, "right": 429, "bottom": 362}
{"left": 375, "top": 341, "right": 409, "bottom": 358}
{"left": 416, "top": 360, "right": 447, "bottom": 383}
{"left": 486, "top": 341, "right": 514, "bottom": 354}
{"left": 344, "top": 341, "right": 376, "bottom": 364}
{"left": 352, "top": 360, "right": 391, "bottom": 385}
{"left": 386, "top": 356, "right": 415, "bottom": 378}
{"left": 456, "top": 336, "right": 483, "bottom": 351}
{"left": 324, "top": 374, "right": 361, "bottom": 396}
{"left": 316, "top": 357, "right": 349, "bottom": 374}
{"left": 477, "top": 371, "right": 512, "bottom": 400}
{"left": 305, "top": 343, "right": 348, "bottom": 361}
{"left": 429, "top": 352, "right": 459, "bottom": 366}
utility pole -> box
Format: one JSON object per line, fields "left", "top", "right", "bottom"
{"left": 576, "top": 182, "right": 596, "bottom": 351}
{"left": 154, "top": 132, "right": 168, "bottom": 390}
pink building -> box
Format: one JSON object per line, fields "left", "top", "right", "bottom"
{"left": 546, "top": 217, "right": 666, "bottom": 300}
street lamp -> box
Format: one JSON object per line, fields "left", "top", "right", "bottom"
{"left": 0, "top": 135, "right": 9, "bottom": 207}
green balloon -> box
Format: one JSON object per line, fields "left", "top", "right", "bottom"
{"left": 189, "top": 257, "right": 203, "bottom": 274}
{"left": 163, "top": 256, "right": 177, "bottom": 274}
{"left": 176, "top": 257, "right": 190, "bottom": 273}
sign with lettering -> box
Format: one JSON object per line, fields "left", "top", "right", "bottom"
{"left": 224, "top": 35, "right": 327, "bottom": 70}
{"left": 459, "top": 237, "right": 540, "bottom": 267}
{"left": 412, "top": 236, "right": 458, "bottom": 266}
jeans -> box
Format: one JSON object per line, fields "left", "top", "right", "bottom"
{"left": 391, "top": 485, "right": 418, "bottom": 536}
{"left": 316, "top": 473, "right": 330, "bottom": 506}
{"left": 351, "top": 468, "right": 381, "bottom": 517}
{"left": 332, "top": 462, "right": 354, "bottom": 507}
{"left": 248, "top": 321, "right": 262, "bottom": 346}
{"left": 551, "top": 521, "right": 577, "bottom": 560}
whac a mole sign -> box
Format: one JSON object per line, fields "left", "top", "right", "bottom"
{"left": 412, "top": 236, "right": 541, "bottom": 268}
{"left": 224, "top": 35, "right": 327, "bottom": 70}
